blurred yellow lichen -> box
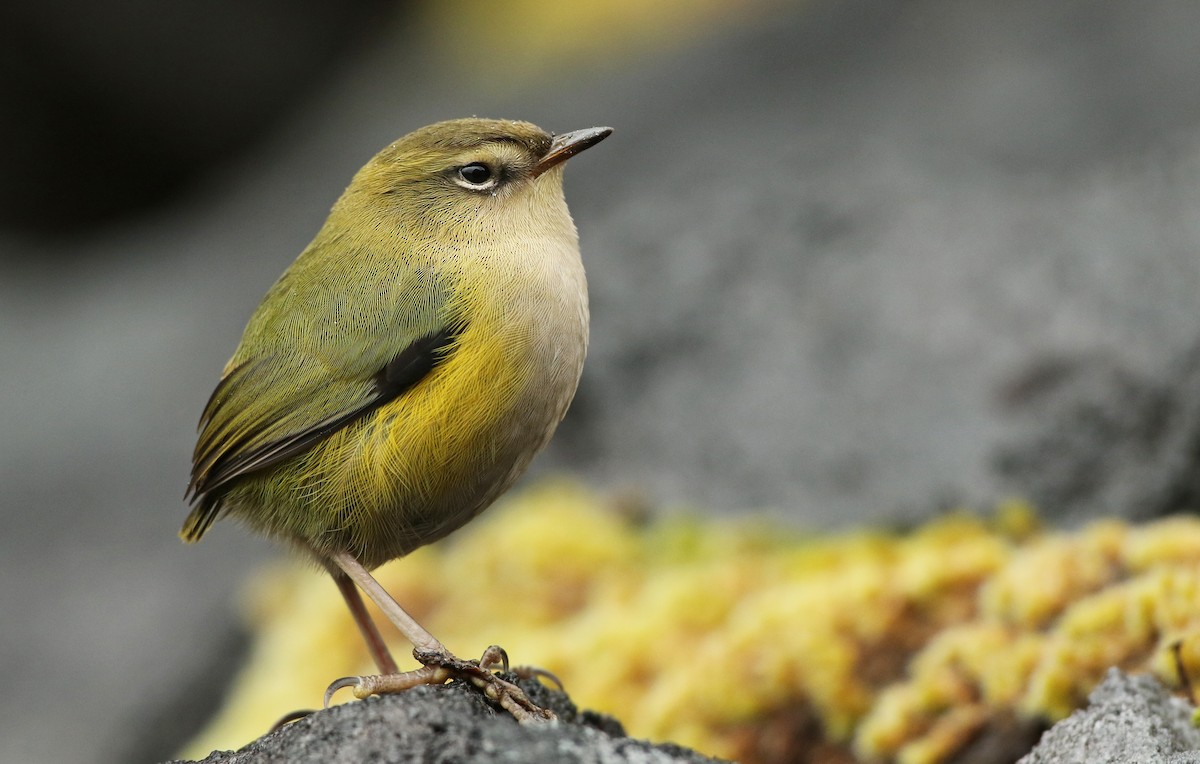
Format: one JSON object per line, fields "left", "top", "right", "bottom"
{"left": 418, "top": 0, "right": 799, "bottom": 78}
{"left": 178, "top": 482, "right": 1200, "bottom": 763}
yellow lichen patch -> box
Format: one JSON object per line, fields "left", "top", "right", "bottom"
{"left": 1152, "top": 629, "right": 1200, "bottom": 693}
{"left": 1123, "top": 517, "right": 1200, "bottom": 571}
{"left": 896, "top": 705, "right": 992, "bottom": 764}
{"left": 979, "top": 525, "right": 1123, "bottom": 629}
{"left": 418, "top": 0, "right": 797, "bottom": 79}
{"left": 178, "top": 482, "right": 1200, "bottom": 764}
{"left": 1021, "top": 566, "right": 1200, "bottom": 720}
{"left": 991, "top": 498, "right": 1042, "bottom": 542}
{"left": 854, "top": 624, "right": 1044, "bottom": 762}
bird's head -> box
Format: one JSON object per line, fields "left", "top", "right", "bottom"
{"left": 340, "top": 118, "right": 612, "bottom": 232}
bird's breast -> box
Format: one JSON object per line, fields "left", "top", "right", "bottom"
{"left": 344, "top": 234, "right": 588, "bottom": 554}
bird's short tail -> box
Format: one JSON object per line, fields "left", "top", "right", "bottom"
{"left": 180, "top": 496, "right": 221, "bottom": 542}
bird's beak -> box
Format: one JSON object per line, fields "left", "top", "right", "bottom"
{"left": 532, "top": 126, "right": 613, "bottom": 178}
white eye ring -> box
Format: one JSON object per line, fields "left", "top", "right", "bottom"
{"left": 454, "top": 162, "right": 498, "bottom": 191}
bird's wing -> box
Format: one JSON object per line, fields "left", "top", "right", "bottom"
{"left": 183, "top": 250, "right": 460, "bottom": 539}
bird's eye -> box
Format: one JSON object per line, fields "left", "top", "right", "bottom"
{"left": 456, "top": 163, "right": 494, "bottom": 188}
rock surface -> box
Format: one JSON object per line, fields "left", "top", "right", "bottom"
{"left": 1019, "top": 670, "right": 1200, "bottom": 764}
{"left": 995, "top": 342, "right": 1200, "bottom": 523}
{"left": 170, "top": 678, "right": 721, "bottom": 764}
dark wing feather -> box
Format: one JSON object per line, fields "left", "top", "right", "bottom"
{"left": 182, "top": 325, "right": 460, "bottom": 541}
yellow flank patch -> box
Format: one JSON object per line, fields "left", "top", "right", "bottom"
{"left": 177, "top": 483, "right": 1200, "bottom": 763}
{"left": 277, "top": 307, "right": 536, "bottom": 550}
{"left": 366, "top": 314, "right": 525, "bottom": 495}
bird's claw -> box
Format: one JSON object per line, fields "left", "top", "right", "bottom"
{"left": 514, "top": 664, "right": 565, "bottom": 692}
{"left": 324, "top": 675, "right": 366, "bottom": 708}
{"left": 474, "top": 644, "right": 565, "bottom": 691}
{"left": 472, "top": 644, "right": 564, "bottom": 690}
{"left": 269, "top": 708, "right": 315, "bottom": 731}
{"left": 323, "top": 646, "right": 556, "bottom": 724}
{"left": 477, "top": 644, "right": 510, "bottom": 672}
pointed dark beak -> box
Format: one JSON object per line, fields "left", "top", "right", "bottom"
{"left": 532, "top": 126, "right": 613, "bottom": 178}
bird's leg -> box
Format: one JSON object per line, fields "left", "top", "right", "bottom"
{"left": 332, "top": 570, "right": 400, "bottom": 675}
{"left": 328, "top": 550, "right": 446, "bottom": 653}
{"left": 324, "top": 550, "right": 555, "bottom": 723}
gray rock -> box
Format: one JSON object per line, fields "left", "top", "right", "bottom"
{"left": 169, "top": 678, "right": 722, "bottom": 764}
{"left": 995, "top": 343, "right": 1200, "bottom": 522}
{"left": 1019, "top": 669, "right": 1200, "bottom": 764}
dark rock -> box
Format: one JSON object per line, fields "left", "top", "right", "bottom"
{"left": 995, "top": 343, "right": 1200, "bottom": 522}
{"left": 168, "top": 677, "right": 723, "bottom": 764}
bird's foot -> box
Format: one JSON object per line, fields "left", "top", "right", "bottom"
{"left": 324, "top": 645, "right": 557, "bottom": 724}
{"left": 268, "top": 708, "right": 316, "bottom": 731}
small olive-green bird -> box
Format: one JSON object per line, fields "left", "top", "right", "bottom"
{"left": 182, "top": 118, "right": 612, "bottom": 722}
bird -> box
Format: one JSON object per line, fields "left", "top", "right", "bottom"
{"left": 182, "top": 118, "right": 612, "bottom": 722}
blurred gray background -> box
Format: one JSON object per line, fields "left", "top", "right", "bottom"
{"left": 5, "top": 1, "right": 1200, "bottom": 761}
